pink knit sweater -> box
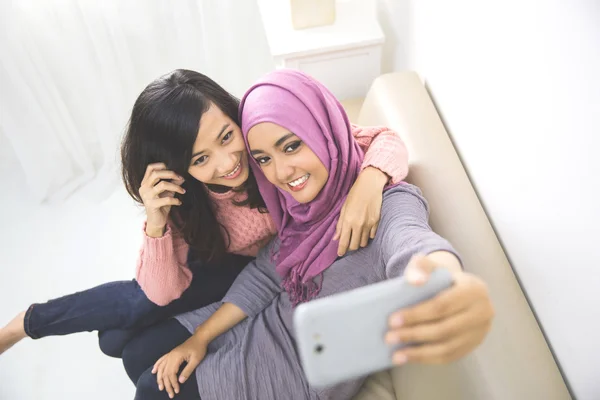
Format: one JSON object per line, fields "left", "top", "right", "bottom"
{"left": 136, "top": 125, "right": 409, "bottom": 305}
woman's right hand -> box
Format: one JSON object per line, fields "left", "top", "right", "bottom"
{"left": 152, "top": 334, "right": 208, "bottom": 398}
{"left": 139, "top": 163, "right": 186, "bottom": 238}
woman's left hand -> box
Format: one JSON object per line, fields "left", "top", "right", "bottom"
{"left": 334, "top": 167, "right": 389, "bottom": 256}
{"left": 385, "top": 254, "right": 495, "bottom": 365}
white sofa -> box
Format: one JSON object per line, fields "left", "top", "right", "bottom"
{"left": 350, "top": 72, "right": 571, "bottom": 400}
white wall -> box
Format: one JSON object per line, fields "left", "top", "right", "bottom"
{"left": 377, "top": 0, "right": 600, "bottom": 399}
{"left": 0, "top": 2, "right": 274, "bottom": 399}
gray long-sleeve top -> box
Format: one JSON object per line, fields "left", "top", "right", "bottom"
{"left": 175, "top": 184, "right": 459, "bottom": 400}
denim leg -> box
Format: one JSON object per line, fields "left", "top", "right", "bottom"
{"left": 121, "top": 318, "right": 192, "bottom": 384}
{"left": 98, "top": 328, "right": 141, "bottom": 358}
{"left": 24, "top": 280, "right": 156, "bottom": 339}
{"left": 145, "top": 253, "right": 254, "bottom": 323}
{"left": 136, "top": 365, "right": 200, "bottom": 400}
{"left": 97, "top": 254, "right": 252, "bottom": 357}
{"left": 24, "top": 253, "right": 253, "bottom": 340}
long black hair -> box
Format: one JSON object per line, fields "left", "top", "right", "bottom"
{"left": 121, "top": 69, "right": 265, "bottom": 262}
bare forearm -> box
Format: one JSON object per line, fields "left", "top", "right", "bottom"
{"left": 361, "top": 166, "right": 389, "bottom": 187}
{"left": 193, "top": 302, "right": 247, "bottom": 343}
{"left": 145, "top": 224, "right": 166, "bottom": 238}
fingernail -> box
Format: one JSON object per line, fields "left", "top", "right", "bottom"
{"left": 393, "top": 353, "right": 408, "bottom": 365}
{"left": 407, "top": 269, "right": 426, "bottom": 283}
{"left": 389, "top": 314, "right": 403, "bottom": 327}
{"left": 169, "top": 394, "right": 174, "bottom": 399}
{"left": 179, "top": 376, "right": 186, "bottom": 383}
{"left": 385, "top": 333, "right": 401, "bottom": 345}
{"left": 159, "top": 385, "right": 163, "bottom": 391}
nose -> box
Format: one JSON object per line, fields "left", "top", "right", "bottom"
{"left": 216, "top": 152, "right": 238, "bottom": 176}
{"left": 274, "top": 158, "right": 295, "bottom": 184}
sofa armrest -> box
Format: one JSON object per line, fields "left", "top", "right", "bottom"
{"left": 354, "top": 71, "right": 570, "bottom": 400}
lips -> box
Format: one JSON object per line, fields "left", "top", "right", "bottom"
{"left": 222, "top": 161, "right": 242, "bottom": 180}
{"left": 287, "top": 174, "right": 309, "bottom": 192}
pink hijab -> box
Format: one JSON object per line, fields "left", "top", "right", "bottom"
{"left": 240, "top": 70, "right": 380, "bottom": 304}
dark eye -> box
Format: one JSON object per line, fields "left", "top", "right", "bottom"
{"left": 221, "top": 131, "right": 233, "bottom": 144}
{"left": 284, "top": 140, "right": 302, "bottom": 153}
{"left": 254, "top": 156, "right": 271, "bottom": 166}
{"left": 193, "top": 155, "right": 208, "bottom": 166}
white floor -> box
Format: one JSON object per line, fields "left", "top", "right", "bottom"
{"left": 0, "top": 134, "right": 142, "bottom": 399}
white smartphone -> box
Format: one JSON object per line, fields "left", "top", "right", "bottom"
{"left": 293, "top": 268, "right": 454, "bottom": 388}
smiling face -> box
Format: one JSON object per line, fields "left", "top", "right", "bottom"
{"left": 187, "top": 104, "right": 249, "bottom": 188}
{"left": 247, "top": 122, "right": 329, "bottom": 203}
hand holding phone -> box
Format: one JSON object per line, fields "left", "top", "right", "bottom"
{"left": 294, "top": 268, "right": 453, "bottom": 388}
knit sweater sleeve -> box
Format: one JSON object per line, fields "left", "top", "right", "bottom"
{"left": 351, "top": 124, "right": 409, "bottom": 184}
{"left": 375, "top": 184, "right": 461, "bottom": 278}
{"left": 136, "top": 222, "right": 193, "bottom": 306}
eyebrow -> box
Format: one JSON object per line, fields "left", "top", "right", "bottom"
{"left": 251, "top": 132, "right": 295, "bottom": 156}
{"left": 191, "top": 123, "right": 230, "bottom": 158}
{"left": 275, "top": 132, "right": 295, "bottom": 147}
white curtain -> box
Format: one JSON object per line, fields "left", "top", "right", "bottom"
{"left": 0, "top": 0, "right": 274, "bottom": 202}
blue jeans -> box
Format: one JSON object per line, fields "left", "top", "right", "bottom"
{"left": 23, "top": 253, "right": 252, "bottom": 358}
{"left": 122, "top": 318, "right": 199, "bottom": 397}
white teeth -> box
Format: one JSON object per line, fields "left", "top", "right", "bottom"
{"left": 288, "top": 174, "right": 309, "bottom": 187}
{"left": 223, "top": 162, "right": 240, "bottom": 177}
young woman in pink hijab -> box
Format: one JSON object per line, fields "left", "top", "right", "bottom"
{"left": 131, "top": 70, "right": 494, "bottom": 400}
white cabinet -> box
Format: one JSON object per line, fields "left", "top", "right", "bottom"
{"left": 257, "top": 0, "right": 385, "bottom": 100}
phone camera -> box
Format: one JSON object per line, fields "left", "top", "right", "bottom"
{"left": 315, "top": 344, "right": 324, "bottom": 354}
